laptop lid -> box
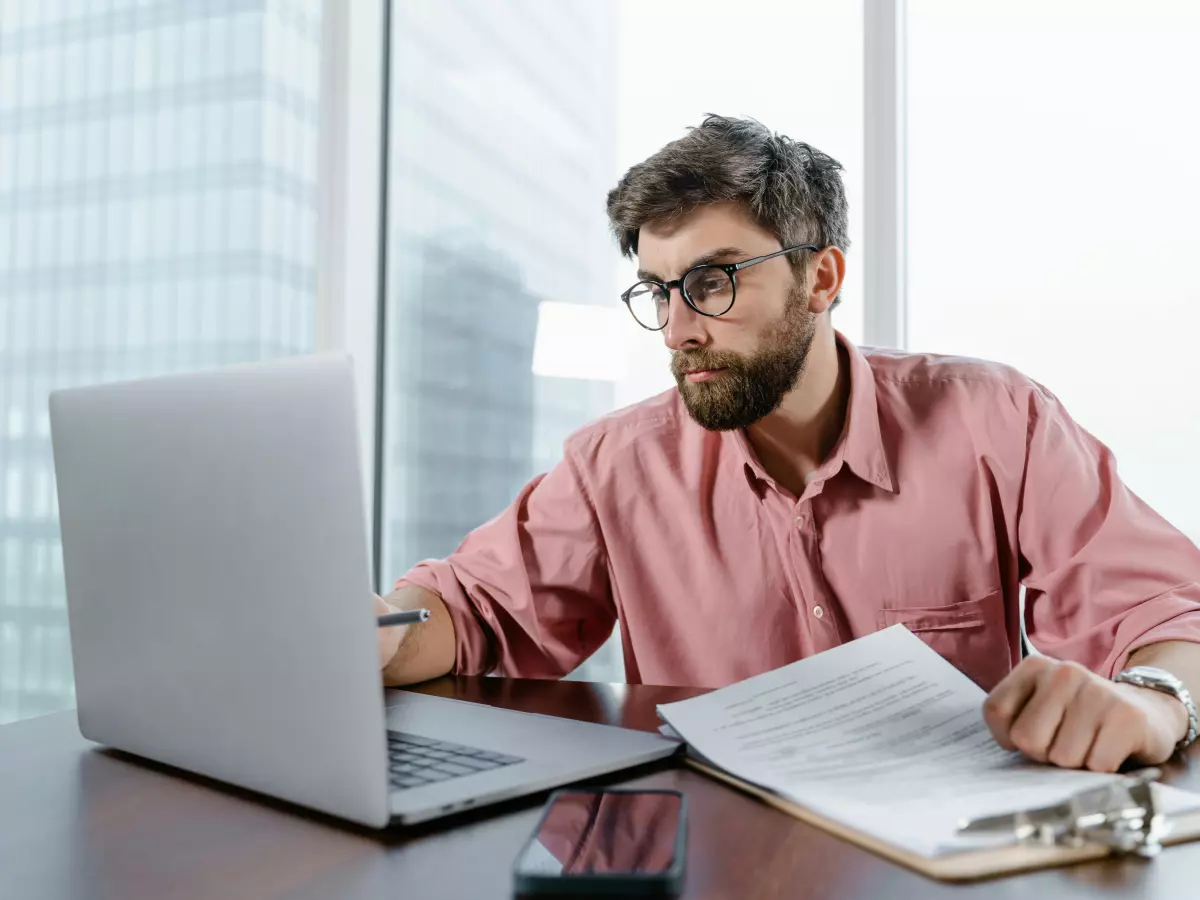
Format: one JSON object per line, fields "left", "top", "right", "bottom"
{"left": 49, "top": 354, "right": 392, "bottom": 827}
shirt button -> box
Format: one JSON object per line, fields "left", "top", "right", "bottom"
{"left": 794, "top": 513, "right": 807, "bottom": 528}
{"left": 813, "top": 605, "right": 824, "bottom": 619}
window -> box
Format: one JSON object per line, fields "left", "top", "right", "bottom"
{"left": 14, "top": 0, "right": 1179, "bottom": 725}
{"left": 0, "top": 0, "right": 324, "bottom": 725}
{"left": 907, "top": 0, "right": 1200, "bottom": 543}
{"left": 378, "top": 0, "right": 864, "bottom": 682}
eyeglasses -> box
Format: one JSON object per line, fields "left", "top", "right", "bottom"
{"left": 620, "top": 244, "right": 819, "bottom": 331}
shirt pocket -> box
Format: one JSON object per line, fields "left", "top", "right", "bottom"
{"left": 875, "top": 589, "right": 1012, "bottom": 692}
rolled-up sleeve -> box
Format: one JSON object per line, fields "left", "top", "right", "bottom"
{"left": 396, "top": 446, "right": 615, "bottom": 678}
{"left": 1019, "top": 388, "right": 1200, "bottom": 676}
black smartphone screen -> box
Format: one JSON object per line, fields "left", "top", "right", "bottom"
{"left": 514, "top": 790, "right": 685, "bottom": 882}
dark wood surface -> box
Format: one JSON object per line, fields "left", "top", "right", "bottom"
{"left": 2, "top": 676, "right": 1199, "bottom": 900}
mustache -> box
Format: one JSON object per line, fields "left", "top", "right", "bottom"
{"left": 670, "top": 349, "right": 745, "bottom": 378}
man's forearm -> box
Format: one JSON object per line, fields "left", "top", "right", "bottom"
{"left": 1126, "top": 640, "right": 1200, "bottom": 743}
{"left": 381, "top": 585, "right": 457, "bottom": 686}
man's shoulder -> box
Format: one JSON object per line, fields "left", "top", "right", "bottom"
{"left": 563, "top": 389, "right": 689, "bottom": 462}
{"left": 861, "top": 344, "right": 1052, "bottom": 407}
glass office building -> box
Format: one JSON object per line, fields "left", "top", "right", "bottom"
{"left": 379, "top": 0, "right": 622, "bottom": 679}
{"left": 0, "top": 0, "right": 322, "bottom": 723}
{"left": 380, "top": 2, "right": 618, "bottom": 577}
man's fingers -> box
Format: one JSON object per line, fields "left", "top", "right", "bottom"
{"left": 375, "top": 594, "right": 403, "bottom": 672}
{"left": 1046, "top": 680, "right": 1107, "bottom": 769}
{"left": 983, "top": 658, "right": 1045, "bottom": 750}
{"left": 1006, "top": 661, "right": 1090, "bottom": 762}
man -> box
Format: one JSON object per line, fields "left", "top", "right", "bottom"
{"left": 376, "top": 115, "right": 1200, "bottom": 773}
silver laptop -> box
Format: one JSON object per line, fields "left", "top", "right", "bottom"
{"left": 48, "top": 354, "right": 676, "bottom": 829}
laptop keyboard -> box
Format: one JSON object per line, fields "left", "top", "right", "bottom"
{"left": 387, "top": 730, "right": 524, "bottom": 791}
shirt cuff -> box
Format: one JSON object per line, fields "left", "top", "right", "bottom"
{"left": 1104, "top": 603, "right": 1200, "bottom": 678}
{"left": 396, "top": 559, "right": 496, "bottom": 676}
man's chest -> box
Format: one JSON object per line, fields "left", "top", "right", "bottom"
{"left": 603, "top": 470, "right": 1020, "bottom": 690}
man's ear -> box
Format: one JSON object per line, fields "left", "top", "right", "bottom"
{"left": 807, "top": 247, "right": 846, "bottom": 315}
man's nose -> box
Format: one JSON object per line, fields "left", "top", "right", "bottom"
{"left": 662, "top": 286, "right": 706, "bottom": 351}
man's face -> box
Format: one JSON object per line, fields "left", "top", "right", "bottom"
{"left": 635, "top": 202, "right": 817, "bottom": 431}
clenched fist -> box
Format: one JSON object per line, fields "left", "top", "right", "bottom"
{"left": 982, "top": 656, "right": 1188, "bottom": 772}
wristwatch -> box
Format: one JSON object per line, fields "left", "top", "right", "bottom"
{"left": 1113, "top": 665, "right": 1200, "bottom": 752}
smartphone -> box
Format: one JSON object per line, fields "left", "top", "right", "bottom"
{"left": 512, "top": 789, "right": 687, "bottom": 897}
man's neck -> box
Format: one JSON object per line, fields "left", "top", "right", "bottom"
{"left": 745, "top": 322, "right": 849, "bottom": 498}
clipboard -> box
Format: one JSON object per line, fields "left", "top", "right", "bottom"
{"left": 685, "top": 756, "right": 1200, "bottom": 882}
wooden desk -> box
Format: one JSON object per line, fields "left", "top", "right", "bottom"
{"left": 2, "top": 677, "right": 1199, "bottom": 900}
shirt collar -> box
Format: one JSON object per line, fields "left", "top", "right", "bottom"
{"left": 731, "top": 331, "right": 897, "bottom": 495}
{"left": 838, "top": 332, "right": 897, "bottom": 492}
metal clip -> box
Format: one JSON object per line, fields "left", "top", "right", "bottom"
{"left": 956, "top": 768, "right": 1167, "bottom": 858}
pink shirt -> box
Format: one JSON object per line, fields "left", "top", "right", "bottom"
{"left": 399, "top": 334, "right": 1200, "bottom": 690}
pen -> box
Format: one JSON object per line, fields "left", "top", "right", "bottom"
{"left": 377, "top": 609, "right": 430, "bottom": 627}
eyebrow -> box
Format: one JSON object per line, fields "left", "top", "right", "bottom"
{"left": 636, "top": 246, "right": 747, "bottom": 282}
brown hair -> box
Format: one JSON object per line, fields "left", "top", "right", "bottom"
{"left": 606, "top": 115, "right": 849, "bottom": 305}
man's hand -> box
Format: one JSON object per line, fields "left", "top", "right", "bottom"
{"left": 375, "top": 585, "right": 456, "bottom": 686}
{"left": 375, "top": 593, "right": 405, "bottom": 672}
{"left": 983, "top": 656, "right": 1188, "bottom": 772}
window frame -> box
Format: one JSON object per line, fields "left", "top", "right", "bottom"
{"left": 316, "top": 0, "right": 387, "bottom": 589}
{"left": 863, "top": 0, "right": 907, "bottom": 349}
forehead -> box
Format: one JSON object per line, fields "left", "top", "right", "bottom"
{"left": 637, "top": 201, "right": 779, "bottom": 277}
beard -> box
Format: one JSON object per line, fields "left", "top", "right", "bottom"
{"left": 671, "top": 286, "right": 817, "bottom": 431}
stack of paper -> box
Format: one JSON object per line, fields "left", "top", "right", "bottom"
{"left": 656, "top": 626, "right": 1200, "bottom": 858}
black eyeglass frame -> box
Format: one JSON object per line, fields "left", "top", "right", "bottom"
{"left": 620, "top": 244, "right": 820, "bottom": 331}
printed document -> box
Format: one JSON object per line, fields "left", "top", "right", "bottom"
{"left": 657, "top": 626, "right": 1200, "bottom": 856}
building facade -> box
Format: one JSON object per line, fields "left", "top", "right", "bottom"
{"left": 0, "top": 0, "right": 322, "bottom": 723}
